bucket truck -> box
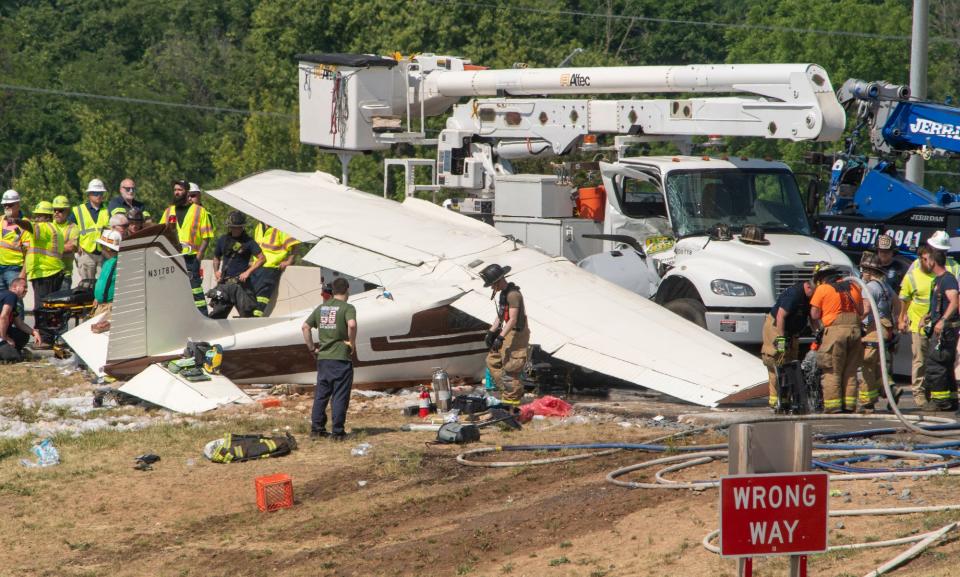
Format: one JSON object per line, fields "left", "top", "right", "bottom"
{"left": 815, "top": 78, "right": 960, "bottom": 261}
{"left": 297, "top": 53, "right": 852, "bottom": 344}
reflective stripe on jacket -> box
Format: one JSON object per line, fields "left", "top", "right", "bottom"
{"left": 25, "top": 222, "right": 65, "bottom": 280}
{"left": 72, "top": 203, "right": 109, "bottom": 253}
{"left": 254, "top": 223, "right": 299, "bottom": 268}
{"left": 161, "top": 204, "right": 214, "bottom": 255}
{"left": 0, "top": 225, "right": 27, "bottom": 266}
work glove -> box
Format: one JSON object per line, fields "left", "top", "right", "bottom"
{"left": 484, "top": 331, "right": 497, "bottom": 349}
{"left": 773, "top": 336, "right": 787, "bottom": 353}
{"left": 772, "top": 336, "right": 787, "bottom": 367}
{"left": 490, "top": 335, "right": 504, "bottom": 352}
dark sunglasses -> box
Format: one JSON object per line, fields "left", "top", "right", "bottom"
{"left": 122, "top": 186, "right": 136, "bottom": 192}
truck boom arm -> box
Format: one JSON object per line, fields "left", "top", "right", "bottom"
{"left": 299, "top": 54, "right": 845, "bottom": 151}
{"left": 838, "top": 78, "right": 960, "bottom": 159}
{"left": 298, "top": 53, "right": 845, "bottom": 191}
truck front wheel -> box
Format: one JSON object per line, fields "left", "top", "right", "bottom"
{"left": 663, "top": 298, "right": 707, "bottom": 329}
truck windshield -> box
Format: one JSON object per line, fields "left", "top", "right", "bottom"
{"left": 664, "top": 168, "right": 810, "bottom": 238}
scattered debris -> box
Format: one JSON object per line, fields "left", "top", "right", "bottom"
{"left": 118, "top": 364, "right": 252, "bottom": 414}
{"left": 134, "top": 453, "right": 161, "bottom": 471}
{"left": 519, "top": 395, "right": 573, "bottom": 421}
{"left": 19, "top": 438, "right": 60, "bottom": 468}
{"left": 351, "top": 443, "right": 373, "bottom": 457}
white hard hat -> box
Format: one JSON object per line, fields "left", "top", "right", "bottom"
{"left": 928, "top": 230, "right": 951, "bottom": 251}
{"left": 188, "top": 182, "right": 202, "bottom": 193}
{"left": 86, "top": 178, "right": 107, "bottom": 194}
{"left": 1, "top": 189, "right": 20, "bottom": 205}
{"left": 96, "top": 229, "right": 122, "bottom": 251}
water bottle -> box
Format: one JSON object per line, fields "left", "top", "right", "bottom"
{"left": 351, "top": 443, "right": 372, "bottom": 457}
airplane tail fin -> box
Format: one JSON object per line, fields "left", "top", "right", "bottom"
{"left": 107, "top": 225, "right": 230, "bottom": 364}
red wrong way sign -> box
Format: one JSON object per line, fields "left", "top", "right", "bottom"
{"left": 720, "top": 471, "right": 828, "bottom": 557}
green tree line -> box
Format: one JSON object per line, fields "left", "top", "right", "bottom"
{"left": 1, "top": 0, "right": 958, "bottom": 225}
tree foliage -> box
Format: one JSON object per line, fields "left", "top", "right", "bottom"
{"left": 0, "top": 0, "right": 956, "bottom": 212}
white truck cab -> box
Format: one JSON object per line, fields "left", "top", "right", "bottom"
{"left": 580, "top": 156, "right": 853, "bottom": 343}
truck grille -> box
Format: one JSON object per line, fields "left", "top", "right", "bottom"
{"left": 773, "top": 268, "right": 814, "bottom": 298}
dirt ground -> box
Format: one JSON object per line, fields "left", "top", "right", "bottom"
{"left": 3, "top": 363, "right": 960, "bottom": 577}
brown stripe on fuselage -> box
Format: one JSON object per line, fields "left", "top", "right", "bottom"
{"left": 104, "top": 303, "right": 491, "bottom": 381}
{"left": 104, "top": 344, "right": 487, "bottom": 382}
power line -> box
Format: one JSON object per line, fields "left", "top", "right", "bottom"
{"left": 0, "top": 83, "right": 295, "bottom": 118}
{"left": 429, "top": 0, "right": 960, "bottom": 45}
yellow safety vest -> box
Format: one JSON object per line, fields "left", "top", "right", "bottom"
{"left": 72, "top": 203, "right": 110, "bottom": 253}
{"left": 900, "top": 258, "right": 960, "bottom": 333}
{"left": 254, "top": 223, "right": 299, "bottom": 269}
{"left": 161, "top": 204, "right": 214, "bottom": 256}
{"left": 54, "top": 221, "right": 79, "bottom": 274}
{"left": 0, "top": 223, "right": 28, "bottom": 267}
{"left": 25, "top": 222, "right": 65, "bottom": 280}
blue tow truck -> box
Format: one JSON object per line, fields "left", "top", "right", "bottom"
{"left": 813, "top": 79, "right": 960, "bottom": 262}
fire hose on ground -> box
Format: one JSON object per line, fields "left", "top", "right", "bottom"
{"left": 454, "top": 277, "right": 960, "bottom": 572}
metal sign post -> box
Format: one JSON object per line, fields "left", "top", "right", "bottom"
{"left": 723, "top": 421, "right": 826, "bottom": 577}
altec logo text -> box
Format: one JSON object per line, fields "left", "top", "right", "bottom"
{"left": 560, "top": 73, "right": 591, "bottom": 87}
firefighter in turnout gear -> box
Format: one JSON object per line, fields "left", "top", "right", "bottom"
{"left": 68, "top": 179, "right": 110, "bottom": 286}
{"left": 760, "top": 278, "right": 814, "bottom": 410}
{"left": 252, "top": 222, "right": 299, "bottom": 317}
{"left": 480, "top": 264, "right": 530, "bottom": 411}
{"left": 161, "top": 180, "right": 214, "bottom": 316}
{"left": 208, "top": 212, "right": 264, "bottom": 319}
{"left": 859, "top": 251, "right": 899, "bottom": 412}
{"left": 920, "top": 248, "right": 960, "bottom": 412}
{"left": 899, "top": 240, "right": 957, "bottom": 405}
{"left": 810, "top": 262, "right": 864, "bottom": 413}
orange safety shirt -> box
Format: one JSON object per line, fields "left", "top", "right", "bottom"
{"left": 810, "top": 281, "right": 862, "bottom": 327}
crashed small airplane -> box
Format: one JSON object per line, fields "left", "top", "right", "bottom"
{"left": 65, "top": 169, "right": 767, "bottom": 407}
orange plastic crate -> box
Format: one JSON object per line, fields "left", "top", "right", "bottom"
{"left": 255, "top": 473, "right": 294, "bottom": 512}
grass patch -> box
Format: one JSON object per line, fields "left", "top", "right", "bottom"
{"left": 922, "top": 510, "right": 960, "bottom": 531}
{"left": 0, "top": 437, "right": 30, "bottom": 463}
{"left": 374, "top": 448, "right": 424, "bottom": 479}
{"left": 548, "top": 557, "right": 570, "bottom": 567}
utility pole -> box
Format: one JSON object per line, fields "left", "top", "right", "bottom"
{"left": 906, "top": 0, "right": 929, "bottom": 185}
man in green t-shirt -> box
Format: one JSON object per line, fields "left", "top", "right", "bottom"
{"left": 301, "top": 277, "right": 357, "bottom": 440}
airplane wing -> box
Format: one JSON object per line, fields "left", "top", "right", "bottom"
{"left": 208, "top": 170, "right": 766, "bottom": 406}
